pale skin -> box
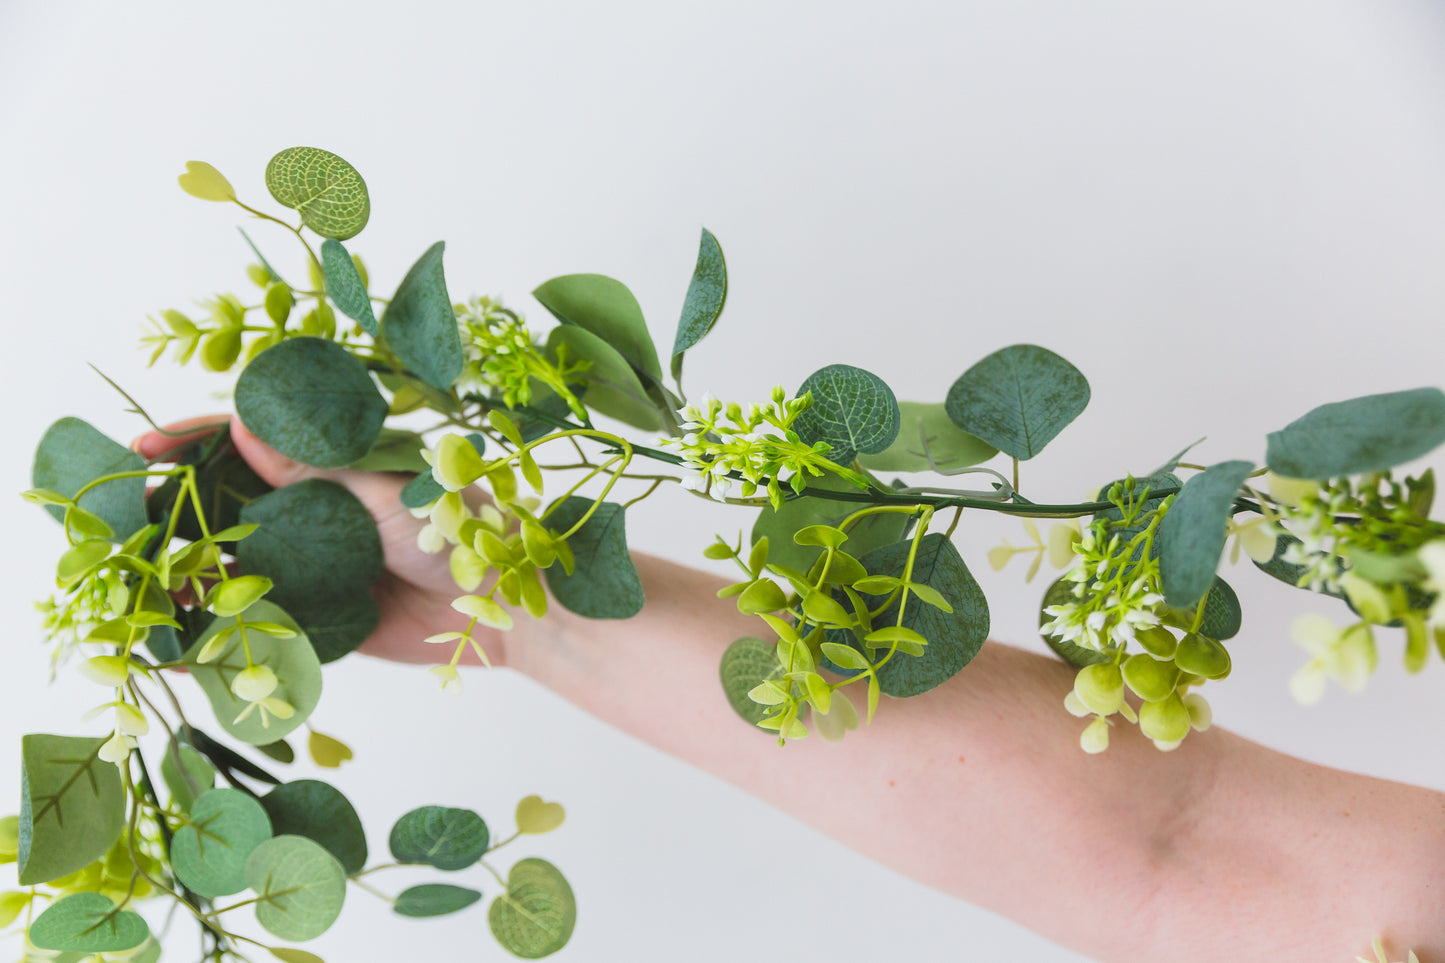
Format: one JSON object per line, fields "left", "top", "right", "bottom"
{"left": 135, "top": 415, "right": 1445, "bottom": 963}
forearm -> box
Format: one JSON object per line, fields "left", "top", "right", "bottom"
{"left": 502, "top": 551, "right": 1445, "bottom": 962}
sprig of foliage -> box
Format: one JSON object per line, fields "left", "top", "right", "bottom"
{"left": 10, "top": 147, "right": 1445, "bottom": 960}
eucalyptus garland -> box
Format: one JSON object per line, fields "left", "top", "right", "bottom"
{"left": 6, "top": 147, "right": 1444, "bottom": 961}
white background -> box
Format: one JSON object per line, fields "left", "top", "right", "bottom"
{"left": 3, "top": 2, "right": 1445, "bottom": 961}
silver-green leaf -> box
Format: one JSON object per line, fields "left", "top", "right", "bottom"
{"left": 945, "top": 344, "right": 1090, "bottom": 461}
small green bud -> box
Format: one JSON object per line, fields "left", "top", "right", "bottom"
{"left": 199, "top": 328, "right": 242, "bottom": 372}
{"left": 263, "top": 281, "right": 294, "bottom": 325}
{"left": 1139, "top": 692, "right": 1191, "bottom": 743}
{"left": 1340, "top": 572, "right": 1393, "bottom": 624}
{"left": 1135, "top": 625, "right": 1178, "bottom": 659}
{"left": 350, "top": 253, "right": 369, "bottom": 289}
{"left": 1073, "top": 662, "right": 1125, "bottom": 716}
{"left": 1080, "top": 715, "right": 1110, "bottom": 754}
{"left": 246, "top": 264, "right": 272, "bottom": 288}
{"left": 737, "top": 578, "right": 788, "bottom": 616}
{"left": 702, "top": 538, "right": 735, "bottom": 561}
{"left": 309, "top": 257, "right": 326, "bottom": 294}
{"left": 1174, "top": 633, "right": 1231, "bottom": 680}
{"left": 1122, "top": 653, "right": 1178, "bottom": 702}
{"left": 162, "top": 309, "right": 198, "bottom": 338}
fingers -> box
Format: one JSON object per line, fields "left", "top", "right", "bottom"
{"left": 227, "top": 415, "right": 333, "bottom": 489}
{"left": 130, "top": 414, "right": 232, "bottom": 460}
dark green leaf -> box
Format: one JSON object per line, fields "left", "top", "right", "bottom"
{"left": 381, "top": 242, "right": 464, "bottom": 390}
{"left": 944, "top": 344, "right": 1090, "bottom": 460}
{"left": 719, "top": 637, "right": 782, "bottom": 727}
{"left": 264, "top": 147, "right": 370, "bottom": 240}
{"left": 172, "top": 788, "right": 274, "bottom": 898}
{"left": 283, "top": 593, "right": 380, "bottom": 664}
{"left": 188, "top": 727, "right": 282, "bottom": 786}
{"left": 261, "top": 780, "right": 368, "bottom": 876}
{"left": 670, "top": 228, "right": 727, "bottom": 382}
{"left": 256, "top": 739, "right": 296, "bottom": 765}
{"left": 1158, "top": 460, "right": 1254, "bottom": 608}
{"left": 752, "top": 474, "right": 911, "bottom": 573}
{"left": 184, "top": 602, "right": 323, "bottom": 745}
{"left": 320, "top": 238, "right": 377, "bottom": 335}
{"left": 543, "top": 496, "right": 644, "bottom": 618}
{"left": 401, "top": 471, "right": 446, "bottom": 510}
{"left": 857, "top": 401, "right": 997, "bottom": 473}
{"left": 395, "top": 884, "right": 483, "bottom": 918}
{"left": 546, "top": 325, "right": 662, "bottom": 430}
{"left": 235, "top": 337, "right": 387, "bottom": 469}
{"left": 1197, "top": 577, "right": 1242, "bottom": 641}
{"left": 833, "top": 534, "right": 989, "bottom": 696}
{"left": 389, "top": 806, "right": 488, "bottom": 871}
{"left": 1265, "top": 387, "right": 1445, "bottom": 479}
{"left": 154, "top": 437, "right": 273, "bottom": 544}
{"left": 29, "top": 893, "right": 149, "bottom": 954}
{"left": 32, "top": 418, "right": 148, "bottom": 542}
{"left": 244, "top": 835, "right": 347, "bottom": 942}
{"left": 488, "top": 858, "right": 576, "bottom": 959}
{"left": 1038, "top": 577, "right": 1110, "bottom": 668}
{"left": 17, "top": 735, "right": 125, "bottom": 885}
{"left": 1252, "top": 533, "right": 1346, "bottom": 599}
{"left": 533, "top": 273, "right": 662, "bottom": 383}
{"left": 791, "top": 364, "right": 901, "bottom": 466}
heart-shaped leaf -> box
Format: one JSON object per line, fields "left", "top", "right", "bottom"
{"left": 515, "top": 796, "right": 565, "bottom": 835}
{"left": 235, "top": 337, "right": 388, "bottom": 469}
{"left": 792, "top": 364, "right": 901, "bottom": 466}
{"left": 172, "top": 788, "right": 273, "bottom": 897}
{"left": 264, "top": 147, "right": 370, "bottom": 240}
{"left": 320, "top": 239, "right": 377, "bottom": 335}
{"left": 1265, "top": 387, "right": 1445, "bottom": 479}
{"left": 389, "top": 806, "right": 488, "bottom": 871}
{"left": 245, "top": 835, "right": 347, "bottom": 942}
{"left": 29, "top": 892, "right": 149, "bottom": 954}
{"left": 488, "top": 858, "right": 576, "bottom": 959}
{"left": 945, "top": 344, "right": 1090, "bottom": 461}
{"left": 670, "top": 228, "right": 727, "bottom": 382}
{"left": 177, "top": 161, "right": 236, "bottom": 202}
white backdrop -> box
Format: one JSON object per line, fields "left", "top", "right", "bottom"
{"left": 2, "top": 3, "right": 1444, "bottom": 961}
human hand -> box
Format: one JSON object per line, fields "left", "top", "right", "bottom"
{"left": 131, "top": 414, "right": 507, "bottom": 668}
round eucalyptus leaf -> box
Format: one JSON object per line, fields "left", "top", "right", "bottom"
{"left": 29, "top": 893, "right": 149, "bottom": 954}
{"left": 720, "top": 636, "right": 783, "bottom": 726}
{"left": 945, "top": 344, "right": 1090, "bottom": 461}
{"left": 172, "top": 788, "right": 274, "bottom": 898}
{"left": 488, "top": 858, "right": 576, "bottom": 959}
{"left": 320, "top": 238, "right": 377, "bottom": 335}
{"left": 32, "top": 417, "right": 149, "bottom": 543}
{"left": 388, "top": 806, "right": 488, "bottom": 871}
{"left": 235, "top": 337, "right": 387, "bottom": 469}
{"left": 261, "top": 780, "right": 368, "bottom": 876}
{"left": 183, "top": 601, "right": 322, "bottom": 746}
{"left": 1265, "top": 387, "right": 1445, "bottom": 479}
{"left": 857, "top": 401, "right": 998, "bottom": 473}
{"left": 394, "top": 883, "right": 483, "bottom": 918}
{"left": 264, "top": 147, "right": 370, "bottom": 240}
{"left": 791, "top": 364, "right": 901, "bottom": 466}
{"left": 244, "top": 835, "right": 347, "bottom": 943}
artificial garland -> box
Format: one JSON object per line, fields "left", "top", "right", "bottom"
{"left": 4, "top": 147, "right": 1443, "bottom": 962}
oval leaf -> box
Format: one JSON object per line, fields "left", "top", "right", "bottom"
{"left": 172, "top": 788, "right": 274, "bottom": 898}
{"left": 320, "top": 239, "right": 377, "bottom": 336}
{"left": 944, "top": 344, "right": 1090, "bottom": 461}
{"left": 394, "top": 883, "right": 483, "bottom": 918}
{"left": 389, "top": 806, "right": 488, "bottom": 871}
{"left": 857, "top": 401, "right": 998, "bottom": 473}
{"left": 32, "top": 418, "right": 148, "bottom": 543}
{"left": 1265, "top": 387, "right": 1445, "bottom": 479}
{"left": 380, "top": 241, "right": 464, "bottom": 390}
{"left": 1157, "top": 460, "right": 1254, "bottom": 608}
{"left": 719, "top": 636, "right": 783, "bottom": 727}
{"left": 488, "top": 858, "right": 576, "bottom": 959}
{"left": 17, "top": 735, "right": 124, "bottom": 885}
{"left": 533, "top": 273, "right": 661, "bottom": 383}
{"left": 261, "top": 781, "right": 368, "bottom": 876}
{"left": 791, "top": 364, "right": 901, "bottom": 466}
{"left": 183, "top": 602, "right": 323, "bottom": 746}
{"left": 239, "top": 480, "right": 384, "bottom": 663}
{"left": 670, "top": 227, "right": 727, "bottom": 382}
{"left": 542, "top": 496, "right": 644, "bottom": 618}
{"left": 29, "top": 892, "right": 149, "bottom": 954}
{"left": 264, "top": 147, "right": 370, "bottom": 240}
{"left": 244, "top": 835, "right": 347, "bottom": 943}
{"left": 235, "top": 337, "right": 388, "bottom": 469}
{"left": 546, "top": 325, "right": 662, "bottom": 431}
